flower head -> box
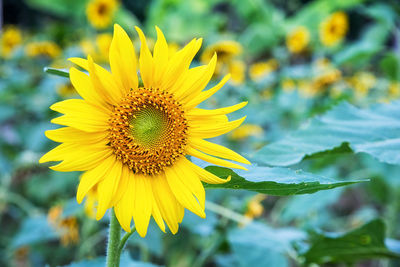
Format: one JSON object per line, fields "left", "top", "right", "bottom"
{"left": 320, "top": 11, "right": 349, "bottom": 47}
{"left": 1, "top": 25, "right": 22, "bottom": 58}
{"left": 25, "top": 41, "right": 61, "bottom": 59}
{"left": 86, "top": 0, "right": 118, "bottom": 29}
{"left": 286, "top": 26, "right": 310, "bottom": 54}
{"left": 249, "top": 59, "right": 278, "bottom": 81}
{"left": 40, "top": 25, "right": 250, "bottom": 237}
{"left": 201, "top": 40, "right": 243, "bottom": 77}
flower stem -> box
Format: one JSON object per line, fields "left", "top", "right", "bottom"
{"left": 116, "top": 226, "right": 136, "bottom": 265}
{"left": 106, "top": 209, "right": 121, "bottom": 267}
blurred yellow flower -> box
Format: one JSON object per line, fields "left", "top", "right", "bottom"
{"left": 1, "top": 25, "right": 22, "bottom": 58}
{"left": 47, "top": 205, "right": 80, "bottom": 246}
{"left": 298, "top": 79, "right": 318, "bottom": 97}
{"left": 286, "top": 26, "right": 310, "bottom": 53}
{"left": 201, "top": 40, "right": 243, "bottom": 76}
{"left": 388, "top": 82, "right": 400, "bottom": 99}
{"left": 80, "top": 33, "right": 112, "bottom": 63}
{"left": 249, "top": 59, "right": 278, "bottom": 81}
{"left": 57, "top": 82, "right": 77, "bottom": 97}
{"left": 230, "top": 124, "right": 263, "bottom": 140}
{"left": 229, "top": 60, "right": 246, "bottom": 85}
{"left": 312, "top": 59, "right": 342, "bottom": 92}
{"left": 244, "top": 194, "right": 266, "bottom": 219}
{"left": 25, "top": 41, "right": 61, "bottom": 59}
{"left": 282, "top": 78, "right": 296, "bottom": 92}
{"left": 320, "top": 11, "right": 349, "bottom": 47}
{"left": 86, "top": 0, "right": 118, "bottom": 29}
{"left": 348, "top": 72, "right": 376, "bottom": 97}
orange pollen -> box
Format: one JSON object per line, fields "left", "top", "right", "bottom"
{"left": 108, "top": 87, "right": 188, "bottom": 175}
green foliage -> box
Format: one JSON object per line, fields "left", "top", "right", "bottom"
{"left": 302, "top": 219, "right": 400, "bottom": 264}
{"left": 255, "top": 101, "right": 400, "bottom": 166}
{"left": 204, "top": 166, "right": 365, "bottom": 195}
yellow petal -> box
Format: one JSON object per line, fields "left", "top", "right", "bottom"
{"left": 114, "top": 170, "right": 136, "bottom": 232}
{"left": 135, "top": 26, "right": 154, "bottom": 89}
{"left": 50, "top": 99, "right": 110, "bottom": 132}
{"left": 152, "top": 26, "right": 169, "bottom": 87}
{"left": 96, "top": 159, "right": 123, "bottom": 220}
{"left": 161, "top": 38, "right": 202, "bottom": 91}
{"left": 189, "top": 138, "right": 250, "bottom": 164}
{"left": 190, "top": 116, "right": 246, "bottom": 139}
{"left": 133, "top": 174, "right": 152, "bottom": 237}
{"left": 188, "top": 161, "right": 232, "bottom": 184}
{"left": 151, "top": 174, "right": 181, "bottom": 234}
{"left": 165, "top": 163, "right": 205, "bottom": 218}
{"left": 40, "top": 143, "right": 113, "bottom": 172}
{"left": 45, "top": 127, "right": 107, "bottom": 144}
{"left": 69, "top": 67, "right": 108, "bottom": 107}
{"left": 176, "top": 53, "right": 217, "bottom": 102}
{"left": 87, "top": 55, "right": 122, "bottom": 105}
{"left": 187, "top": 101, "right": 248, "bottom": 116}
{"left": 176, "top": 158, "right": 206, "bottom": 209}
{"left": 110, "top": 166, "right": 130, "bottom": 206}
{"left": 76, "top": 155, "right": 115, "bottom": 203}
{"left": 186, "top": 146, "right": 247, "bottom": 170}
{"left": 69, "top": 57, "right": 123, "bottom": 105}
{"left": 185, "top": 74, "right": 231, "bottom": 109}
{"left": 110, "top": 24, "right": 138, "bottom": 92}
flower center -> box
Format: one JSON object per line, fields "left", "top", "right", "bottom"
{"left": 108, "top": 88, "right": 188, "bottom": 175}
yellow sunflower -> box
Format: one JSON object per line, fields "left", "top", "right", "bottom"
{"left": 319, "top": 11, "right": 349, "bottom": 47}
{"left": 286, "top": 26, "right": 310, "bottom": 54}
{"left": 40, "top": 25, "right": 250, "bottom": 237}
{"left": 1, "top": 25, "right": 22, "bottom": 58}
{"left": 86, "top": 0, "right": 118, "bottom": 29}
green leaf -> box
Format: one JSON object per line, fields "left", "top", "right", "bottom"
{"left": 11, "top": 216, "right": 58, "bottom": 249}
{"left": 203, "top": 165, "right": 366, "bottom": 195}
{"left": 302, "top": 219, "right": 400, "bottom": 264}
{"left": 26, "top": 0, "right": 85, "bottom": 17}
{"left": 254, "top": 101, "right": 400, "bottom": 166}
{"left": 380, "top": 52, "right": 400, "bottom": 81}
{"left": 44, "top": 67, "right": 70, "bottom": 78}
{"left": 228, "top": 222, "right": 304, "bottom": 267}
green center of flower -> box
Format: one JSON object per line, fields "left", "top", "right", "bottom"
{"left": 108, "top": 88, "right": 188, "bottom": 175}
{"left": 130, "top": 107, "right": 166, "bottom": 149}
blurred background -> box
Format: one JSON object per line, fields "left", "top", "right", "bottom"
{"left": 1, "top": 0, "right": 400, "bottom": 266}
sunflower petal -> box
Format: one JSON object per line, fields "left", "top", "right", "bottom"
{"left": 165, "top": 163, "right": 205, "bottom": 218}
{"left": 185, "top": 74, "right": 231, "bottom": 109}
{"left": 110, "top": 24, "right": 138, "bottom": 92}
{"left": 76, "top": 155, "right": 115, "bottom": 204}
{"left": 189, "top": 138, "right": 250, "bottom": 164}
{"left": 96, "top": 159, "right": 123, "bottom": 220}
{"left": 114, "top": 171, "right": 135, "bottom": 232}
{"left": 190, "top": 116, "right": 246, "bottom": 139}
{"left": 187, "top": 146, "right": 247, "bottom": 170}
{"left": 133, "top": 174, "right": 152, "bottom": 237}
{"left": 135, "top": 26, "right": 154, "bottom": 89}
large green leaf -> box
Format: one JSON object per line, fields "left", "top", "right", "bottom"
{"left": 203, "top": 165, "right": 365, "bottom": 195}
{"left": 228, "top": 222, "right": 305, "bottom": 267}
{"left": 254, "top": 101, "right": 400, "bottom": 166}
{"left": 302, "top": 219, "right": 400, "bottom": 264}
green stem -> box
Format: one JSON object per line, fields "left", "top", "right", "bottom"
{"left": 116, "top": 226, "right": 136, "bottom": 265}
{"left": 106, "top": 209, "right": 121, "bottom": 267}
{"left": 43, "top": 67, "right": 70, "bottom": 78}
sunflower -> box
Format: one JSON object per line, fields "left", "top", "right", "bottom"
{"left": 25, "top": 41, "right": 61, "bottom": 59}
{"left": 286, "top": 26, "right": 310, "bottom": 54}
{"left": 86, "top": 0, "right": 118, "bottom": 29}
{"left": 319, "top": 11, "right": 349, "bottom": 47}
{"left": 40, "top": 25, "right": 250, "bottom": 237}
{"left": 1, "top": 25, "right": 22, "bottom": 58}
{"left": 201, "top": 40, "right": 243, "bottom": 76}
